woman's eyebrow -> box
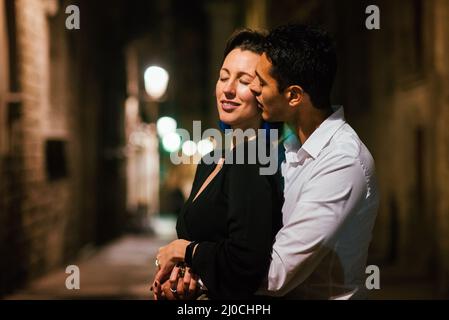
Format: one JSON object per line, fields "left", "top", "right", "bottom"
{"left": 220, "top": 68, "right": 255, "bottom": 78}
{"left": 238, "top": 71, "right": 255, "bottom": 78}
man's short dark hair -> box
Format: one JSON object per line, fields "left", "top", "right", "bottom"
{"left": 264, "top": 24, "right": 337, "bottom": 109}
{"left": 223, "top": 28, "right": 267, "bottom": 60}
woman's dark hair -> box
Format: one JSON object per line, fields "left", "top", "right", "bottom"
{"left": 264, "top": 24, "right": 337, "bottom": 109}
{"left": 223, "top": 28, "right": 267, "bottom": 61}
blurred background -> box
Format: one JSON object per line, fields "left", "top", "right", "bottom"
{"left": 1, "top": 0, "right": 449, "bottom": 299}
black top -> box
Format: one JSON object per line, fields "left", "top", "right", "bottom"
{"left": 176, "top": 139, "right": 283, "bottom": 299}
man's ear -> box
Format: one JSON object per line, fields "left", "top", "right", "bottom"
{"left": 285, "top": 85, "right": 304, "bottom": 107}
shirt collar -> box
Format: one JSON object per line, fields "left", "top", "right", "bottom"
{"left": 284, "top": 106, "right": 347, "bottom": 164}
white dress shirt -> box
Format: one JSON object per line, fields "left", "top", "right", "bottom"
{"left": 258, "top": 106, "right": 379, "bottom": 299}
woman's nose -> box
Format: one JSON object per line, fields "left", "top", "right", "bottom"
{"left": 223, "top": 80, "right": 236, "bottom": 97}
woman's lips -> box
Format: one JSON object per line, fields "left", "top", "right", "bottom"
{"left": 221, "top": 101, "right": 240, "bottom": 112}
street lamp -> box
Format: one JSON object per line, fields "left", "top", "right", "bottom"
{"left": 144, "top": 66, "right": 169, "bottom": 101}
{"left": 143, "top": 65, "right": 179, "bottom": 236}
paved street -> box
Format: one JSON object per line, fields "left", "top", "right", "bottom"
{"left": 6, "top": 235, "right": 172, "bottom": 300}
{"left": 5, "top": 234, "right": 439, "bottom": 300}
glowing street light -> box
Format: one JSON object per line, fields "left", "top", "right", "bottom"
{"left": 162, "top": 132, "right": 181, "bottom": 153}
{"left": 197, "top": 139, "right": 214, "bottom": 156}
{"left": 156, "top": 116, "right": 177, "bottom": 138}
{"left": 144, "top": 66, "right": 169, "bottom": 101}
{"left": 182, "top": 140, "right": 197, "bottom": 157}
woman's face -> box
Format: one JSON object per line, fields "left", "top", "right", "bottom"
{"left": 216, "top": 48, "right": 262, "bottom": 130}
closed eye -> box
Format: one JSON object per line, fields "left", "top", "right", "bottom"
{"left": 239, "top": 75, "right": 255, "bottom": 85}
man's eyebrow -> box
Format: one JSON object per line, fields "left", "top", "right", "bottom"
{"left": 255, "top": 70, "right": 267, "bottom": 83}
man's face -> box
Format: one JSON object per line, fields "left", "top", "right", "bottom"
{"left": 249, "top": 53, "right": 291, "bottom": 122}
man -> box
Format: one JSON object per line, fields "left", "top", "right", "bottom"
{"left": 249, "top": 24, "right": 379, "bottom": 299}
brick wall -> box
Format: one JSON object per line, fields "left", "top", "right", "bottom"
{"left": 0, "top": 0, "right": 68, "bottom": 293}
{"left": 0, "top": 0, "right": 104, "bottom": 295}
{"left": 15, "top": 0, "right": 68, "bottom": 276}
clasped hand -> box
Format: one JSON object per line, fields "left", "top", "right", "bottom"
{"left": 151, "top": 239, "right": 200, "bottom": 300}
{"left": 153, "top": 263, "right": 200, "bottom": 300}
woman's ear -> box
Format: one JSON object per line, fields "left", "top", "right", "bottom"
{"left": 285, "top": 85, "right": 304, "bottom": 107}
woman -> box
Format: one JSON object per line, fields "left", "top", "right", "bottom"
{"left": 153, "top": 29, "right": 283, "bottom": 300}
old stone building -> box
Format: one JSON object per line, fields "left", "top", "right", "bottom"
{"left": 0, "top": 0, "right": 128, "bottom": 295}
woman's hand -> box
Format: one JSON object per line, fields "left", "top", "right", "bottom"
{"left": 153, "top": 239, "right": 190, "bottom": 293}
{"left": 177, "top": 267, "right": 199, "bottom": 299}
{"left": 154, "top": 266, "right": 200, "bottom": 300}
{"left": 153, "top": 266, "right": 180, "bottom": 300}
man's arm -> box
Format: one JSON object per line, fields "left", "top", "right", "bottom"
{"left": 263, "top": 152, "right": 367, "bottom": 296}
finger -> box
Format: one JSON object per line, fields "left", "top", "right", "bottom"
{"left": 183, "top": 268, "right": 192, "bottom": 287}
{"left": 187, "top": 274, "right": 198, "bottom": 299}
{"left": 169, "top": 266, "right": 180, "bottom": 288}
{"left": 153, "top": 280, "right": 161, "bottom": 299}
{"left": 158, "top": 260, "right": 177, "bottom": 283}
{"left": 154, "top": 268, "right": 170, "bottom": 285}
{"left": 183, "top": 269, "right": 192, "bottom": 296}
{"left": 189, "top": 274, "right": 198, "bottom": 294}
{"left": 162, "top": 282, "right": 175, "bottom": 300}
{"left": 177, "top": 277, "right": 185, "bottom": 299}
{"left": 153, "top": 273, "right": 162, "bottom": 296}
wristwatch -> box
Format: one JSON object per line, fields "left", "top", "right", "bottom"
{"left": 184, "top": 241, "right": 198, "bottom": 268}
